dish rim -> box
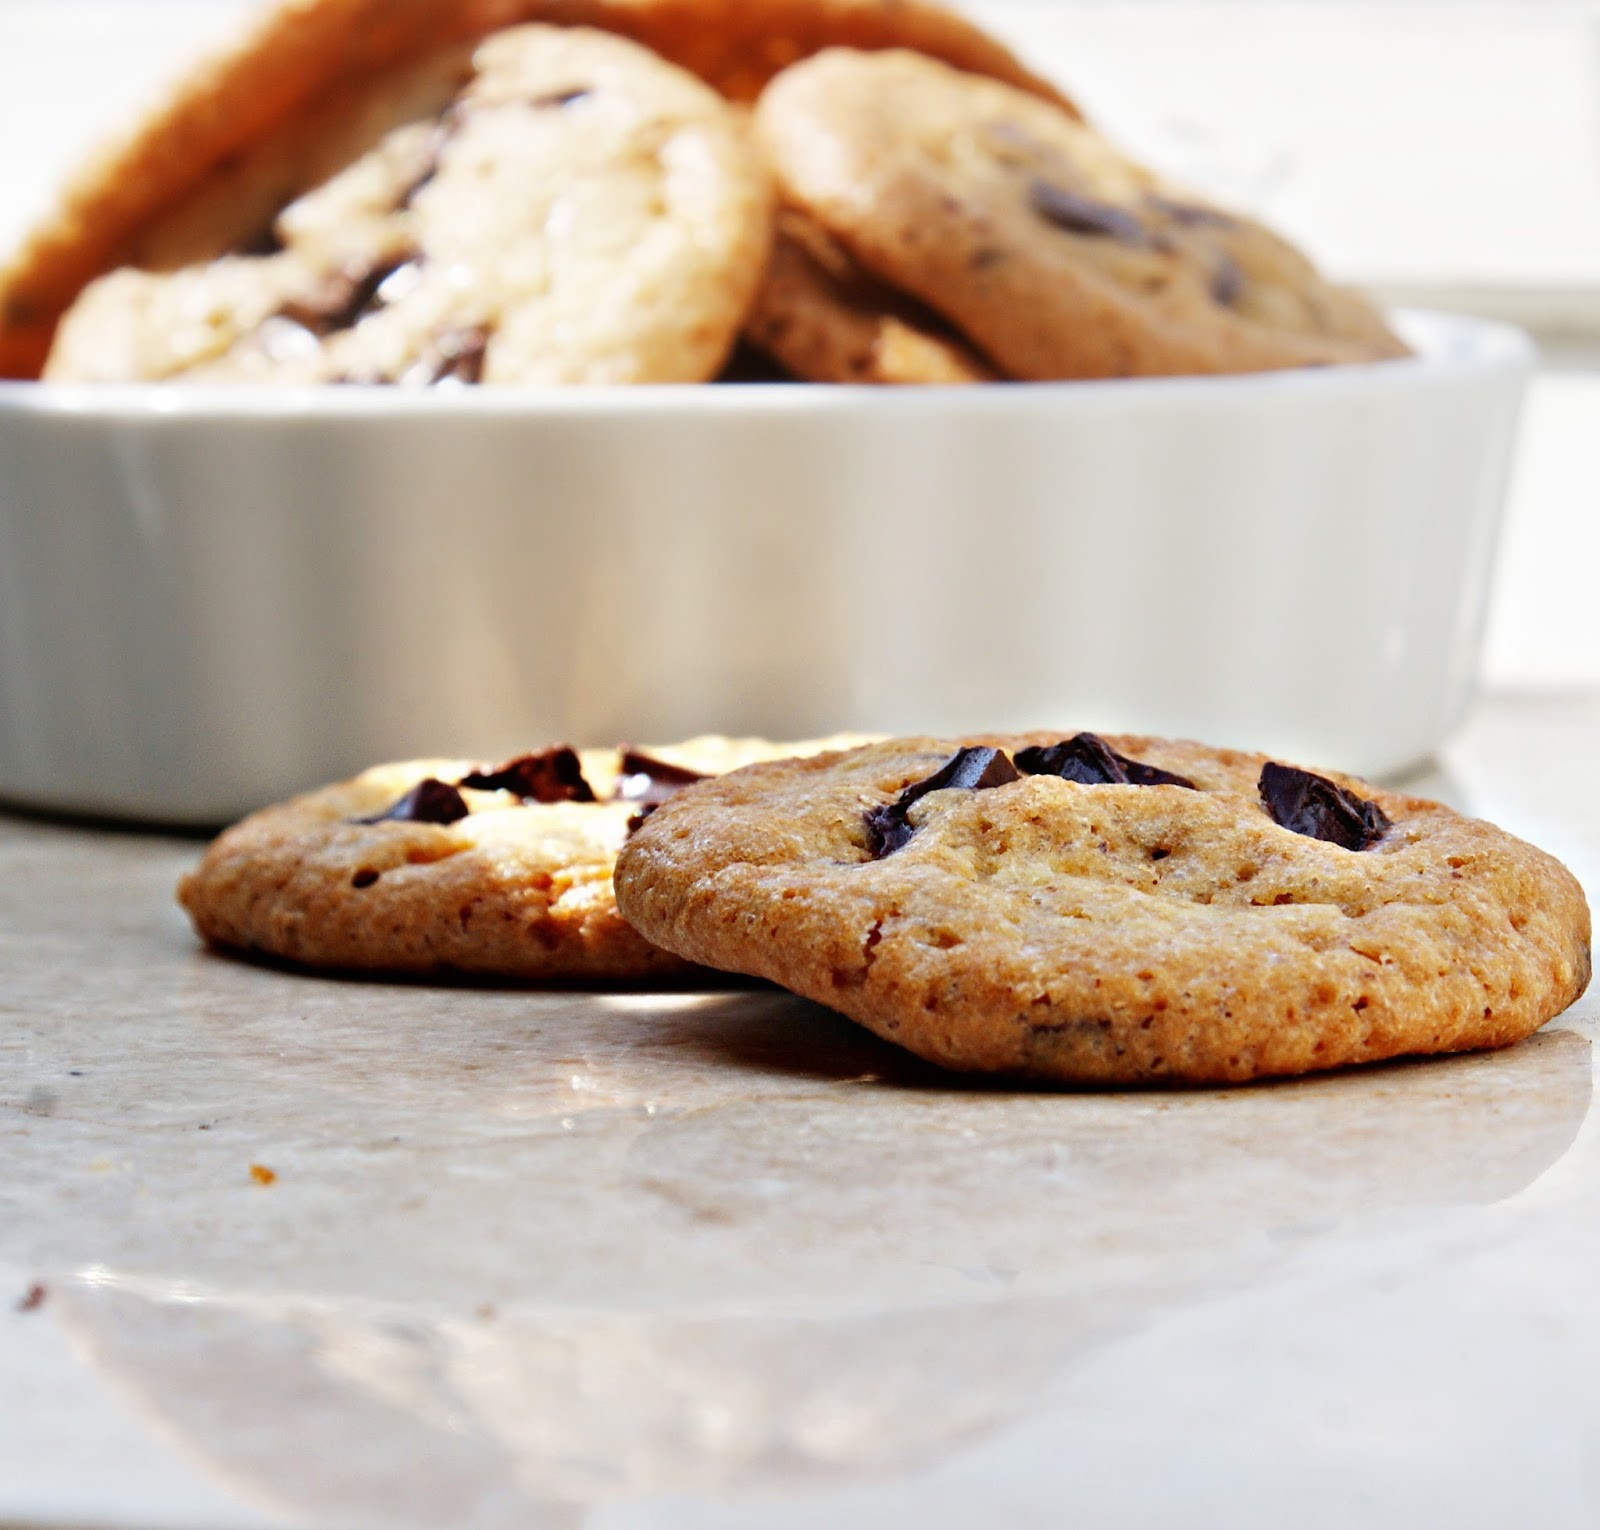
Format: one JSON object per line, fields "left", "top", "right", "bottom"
{"left": 0, "top": 309, "right": 1532, "bottom": 422}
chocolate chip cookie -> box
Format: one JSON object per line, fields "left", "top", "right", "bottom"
{"left": 744, "top": 209, "right": 998, "bottom": 384}
{"left": 0, "top": 0, "right": 1072, "bottom": 380}
{"left": 613, "top": 734, "right": 1591, "bottom": 1082}
{"left": 179, "top": 737, "right": 858, "bottom": 980}
{"left": 45, "top": 25, "right": 773, "bottom": 383}
{"left": 755, "top": 49, "right": 1409, "bottom": 379}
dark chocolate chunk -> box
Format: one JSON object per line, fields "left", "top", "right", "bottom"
{"left": 1258, "top": 761, "right": 1391, "bottom": 851}
{"left": 1014, "top": 733, "right": 1196, "bottom": 789}
{"left": 864, "top": 746, "right": 1021, "bottom": 859}
{"left": 613, "top": 750, "right": 709, "bottom": 808}
{"left": 360, "top": 777, "right": 469, "bottom": 825}
{"left": 1209, "top": 252, "right": 1244, "bottom": 307}
{"left": 458, "top": 747, "right": 597, "bottom": 804}
{"left": 277, "top": 252, "right": 417, "bottom": 336}
{"left": 616, "top": 750, "right": 711, "bottom": 834}
{"left": 625, "top": 807, "right": 655, "bottom": 836}
{"left": 1029, "top": 180, "right": 1149, "bottom": 244}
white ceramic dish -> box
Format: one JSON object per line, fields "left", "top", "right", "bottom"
{"left": 0, "top": 310, "right": 1531, "bottom": 825}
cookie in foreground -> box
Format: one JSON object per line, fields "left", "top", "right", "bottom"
{"left": 178, "top": 737, "right": 856, "bottom": 980}
{"left": 613, "top": 734, "right": 1591, "bottom": 1082}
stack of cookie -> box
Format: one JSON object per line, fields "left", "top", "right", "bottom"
{"left": 180, "top": 730, "right": 1591, "bottom": 1086}
{"left": 0, "top": 0, "right": 1407, "bottom": 383}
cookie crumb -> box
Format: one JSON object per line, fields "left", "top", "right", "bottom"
{"left": 249, "top": 1163, "right": 277, "bottom": 1186}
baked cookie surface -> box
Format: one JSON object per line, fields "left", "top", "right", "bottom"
{"left": 755, "top": 49, "right": 1408, "bottom": 379}
{"left": 744, "top": 209, "right": 997, "bottom": 384}
{"left": 0, "top": 0, "right": 1071, "bottom": 379}
{"left": 179, "top": 737, "right": 853, "bottom": 980}
{"left": 613, "top": 734, "right": 1591, "bottom": 1082}
{"left": 46, "top": 25, "right": 771, "bottom": 384}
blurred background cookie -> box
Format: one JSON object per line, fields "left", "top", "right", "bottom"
{"left": 755, "top": 47, "right": 1409, "bottom": 378}
{"left": 743, "top": 208, "right": 998, "bottom": 384}
{"left": 45, "top": 25, "right": 773, "bottom": 384}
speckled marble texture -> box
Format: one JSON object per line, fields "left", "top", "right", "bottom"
{"left": 4, "top": 695, "right": 1600, "bottom": 1530}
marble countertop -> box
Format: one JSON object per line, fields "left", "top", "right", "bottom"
{"left": 4, "top": 691, "right": 1600, "bottom": 1530}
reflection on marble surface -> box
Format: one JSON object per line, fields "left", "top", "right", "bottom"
{"left": 38, "top": 1020, "right": 1593, "bottom": 1526}
{"left": 4, "top": 696, "right": 1600, "bottom": 1528}
{"left": 14, "top": 942, "right": 1597, "bottom": 1524}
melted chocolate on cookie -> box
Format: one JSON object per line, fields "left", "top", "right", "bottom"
{"left": 615, "top": 750, "right": 710, "bottom": 832}
{"left": 1258, "top": 761, "right": 1390, "bottom": 851}
{"left": 458, "top": 747, "right": 597, "bottom": 803}
{"left": 359, "top": 777, "right": 469, "bottom": 825}
{"left": 355, "top": 744, "right": 699, "bottom": 830}
{"left": 1015, "top": 733, "right": 1196, "bottom": 789}
{"left": 1029, "top": 180, "right": 1148, "bottom": 245}
{"left": 865, "top": 745, "right": 1021, "bottom": 859}
{"left": 614, "top": 751, "right": 709, "bottom": 808}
